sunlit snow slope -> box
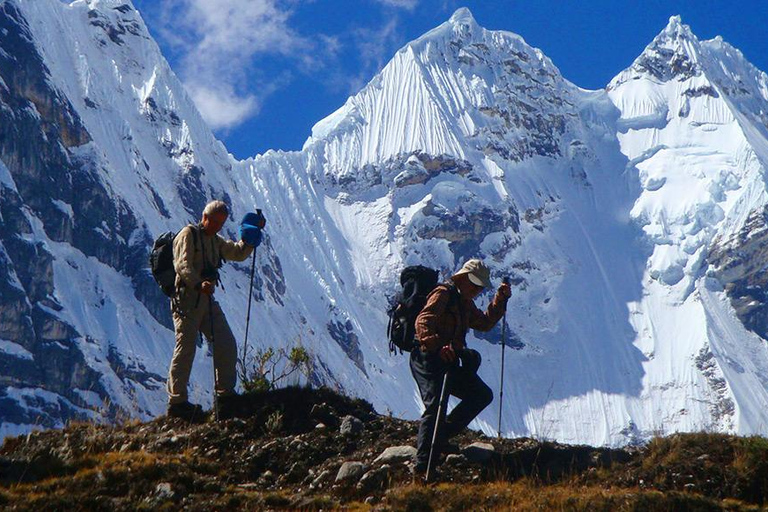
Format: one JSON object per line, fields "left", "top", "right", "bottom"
{"left": 3, "top": 2, "right": 768, "bottom": 446}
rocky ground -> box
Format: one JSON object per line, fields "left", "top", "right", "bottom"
{"left": 1, "top": 387, "right": 768, "bottom": 511}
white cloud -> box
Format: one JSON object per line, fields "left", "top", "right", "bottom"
{"left": 374, "top": 0, "right": 419, "bottom": 10}
{"left": 178, "top": 0, "right": 306, "bottom": 59}
{"left": 141, "top": 0, "right": 419, "bottom": 131}
{"left": 155, "top": 0, "right": 311, "bottom": 130}
{"left": 184, "top": 84, "right": 258, "bottom": 131}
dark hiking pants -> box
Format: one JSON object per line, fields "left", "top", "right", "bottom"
{"left": 410, "top": 347, "right": 493, "bottom": 468}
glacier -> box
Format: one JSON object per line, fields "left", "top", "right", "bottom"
{"left": 2, "top": 1, "right": 768, "bottom": 447}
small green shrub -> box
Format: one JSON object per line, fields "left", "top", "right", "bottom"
{"left": 240, "top": 344, "right": 312, "bottom": 393}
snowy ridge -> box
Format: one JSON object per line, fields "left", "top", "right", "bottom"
{"left": 607, "top": 16, "right": 768, "bottom": 438}
{"left": 3, "top": 4, "right": 768, "bottom": 446}
{"left": 305, "top": 8, "right": 573, "bottom": 180}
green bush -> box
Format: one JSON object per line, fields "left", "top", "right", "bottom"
{"left": 239, "top": 345, "right": 312, "bottom": 393}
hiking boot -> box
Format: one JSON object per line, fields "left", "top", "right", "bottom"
{"left": 216, "top": 393, "right": 242, "bottom": 420}
{"left": 167, "top": 401, "right": 204, "bottom": 421}
{"left": 437, "top": 441, "right": 460, "bottom": 455}
{"left": 410, "top": 461, "right": 428, "bottom": 483}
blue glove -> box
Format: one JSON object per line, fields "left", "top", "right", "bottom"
{"left": 240, "top": 212, "right": 264, "bottom": 248}
{"left": 242, "top": 211, "right": 266, "bottom": 229}
{"left": 240, "top": 226, "right": 262, "bottom": 248}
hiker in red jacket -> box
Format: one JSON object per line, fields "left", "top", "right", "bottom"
{"left": 411, "top": 259, "right": 511, "bottom": 476}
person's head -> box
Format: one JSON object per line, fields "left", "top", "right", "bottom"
{"left": 451, "top": 259, "right": 492, "bottom": 300}
{"left": 201, "top": 200, "right": 229, "bottom": 236}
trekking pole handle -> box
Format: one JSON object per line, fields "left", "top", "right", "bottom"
{"left": 501, "top": 276, "right": 510, "bottom": 312}
{"left": 255, "top": 208, "right": 266, "bottom": 229}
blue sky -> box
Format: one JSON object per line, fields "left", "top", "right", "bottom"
{"left": 132, "top": 1, "right": 768, "bottom": 160}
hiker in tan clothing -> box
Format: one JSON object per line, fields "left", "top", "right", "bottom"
{"left": 167, "top": 200, "right": 265, "bottom": 420}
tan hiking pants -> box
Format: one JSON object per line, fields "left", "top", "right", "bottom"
{"left": 167, "top": 294, "right": 237, "bottom": 405}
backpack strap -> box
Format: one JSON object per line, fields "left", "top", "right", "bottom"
{"left": 187, "top": 224, "right": 202, "bottom": 308}
{"left": 433, "top": 281, "right": 461, "bottom": 312}
{"left": 444, "top": 282, "right": 460, "bottom": 307}
{"left": 189, "top": 223, "right": 199, "bottom": 252}
{"left": 438, "top": 281, "right": 463, "bottom": 348}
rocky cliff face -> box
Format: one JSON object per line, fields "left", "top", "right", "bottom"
{"left": 0, "top": 1, "right": 133, "bottom": 430}
{"left": 709, "top": 206, "right": 768, "bottom": 338}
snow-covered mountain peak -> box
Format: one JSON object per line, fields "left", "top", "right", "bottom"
{"left": 304, "top": 9, "right": 573, "bottom": 182}
{"left": 606, "top": 14, "right": 768, "bottom": 329}
{"left": 79, "top": 0, "right": 136, "bottom": 9}
{"left": 650, "top": 15, "right": 700, "bottom": 61}
{"left": 609, "top": 16, "right": 768, "bottom": 148}
{"left": 610, "top": 16, "right": 704, "bottom": 88}
{"left": 448, "top": 7, "right": 478, "bottom": 29}
{"left": 659, "top": 15, "right": 694, "bottom": 42}
{"left": 412, "top": 7, "right": 539, "bottom": 65}
{"left": 411, "top": 6, "right": 483, "bottom": 48}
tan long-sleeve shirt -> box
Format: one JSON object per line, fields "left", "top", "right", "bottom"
{"left": 172, "top": 224, "right": 253, "bottom": 310}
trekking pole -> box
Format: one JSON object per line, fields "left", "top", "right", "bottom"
{"left": 210, "top": 294, "right": 219, "bottom": 422}
{"left": 240, "top": 208, "right": 263, "bottom": 382}
{"left": 241, "top": 250, "right": 257, "bottom": 379}
{"left": 426, "top": 365, "right": 452, "bottom": 482}
{"left": 498, "top": 277, "right": 510, "bottom": 438}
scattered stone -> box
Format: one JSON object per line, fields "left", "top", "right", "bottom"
{"left": 335, "top": 461, "right": 366, "bottom": 483}
{"left": 374, "top": 445, "right": 417, "bottom": 464}
{"left": 365, "top": 496, "right": 376, "bottom": 505}
{"left": 311, "top": 469, "right": 332, "bottom": 489}
{"left": 316, "top": 423, "right": 326, "bottom": 429}
{"left": 286, "top": 462, "right": 307, "bottom": 482}
{"left": 445, "top": 454, "right": 467, "bottom": 465}
{"left": 310, "top": 403, "right": 337, "bottom": 426}
{"left": 462, "top": 442, "right": 495, "bottom": 463}
{"left": 289, "top": 437, "right": 307, "bottom": 450}
{"left": 340, "top": 415, "right": 364, "bottom": 435}
{"left": 357, "top": 464, "right": 390, "bottom": 491}
{"left": 155, "top": 482, "right": 174, "bottom": 500}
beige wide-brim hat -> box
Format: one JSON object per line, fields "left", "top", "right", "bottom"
{"left": 452, "top": 259, "right": 492, "bottom": 288}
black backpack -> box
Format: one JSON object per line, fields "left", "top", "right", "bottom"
{"left": 387, "top": 265, "right": 441, "bottom": 354}
{"left": 149, "top": 225, "right": 199, "bottom": 297}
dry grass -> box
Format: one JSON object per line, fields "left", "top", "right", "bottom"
{"left": 385, "top": 480, "right": 758, "bottom": 512}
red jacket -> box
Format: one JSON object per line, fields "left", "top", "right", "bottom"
{"left": 415, "top": 283, "right": 507, "bottom": 353}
